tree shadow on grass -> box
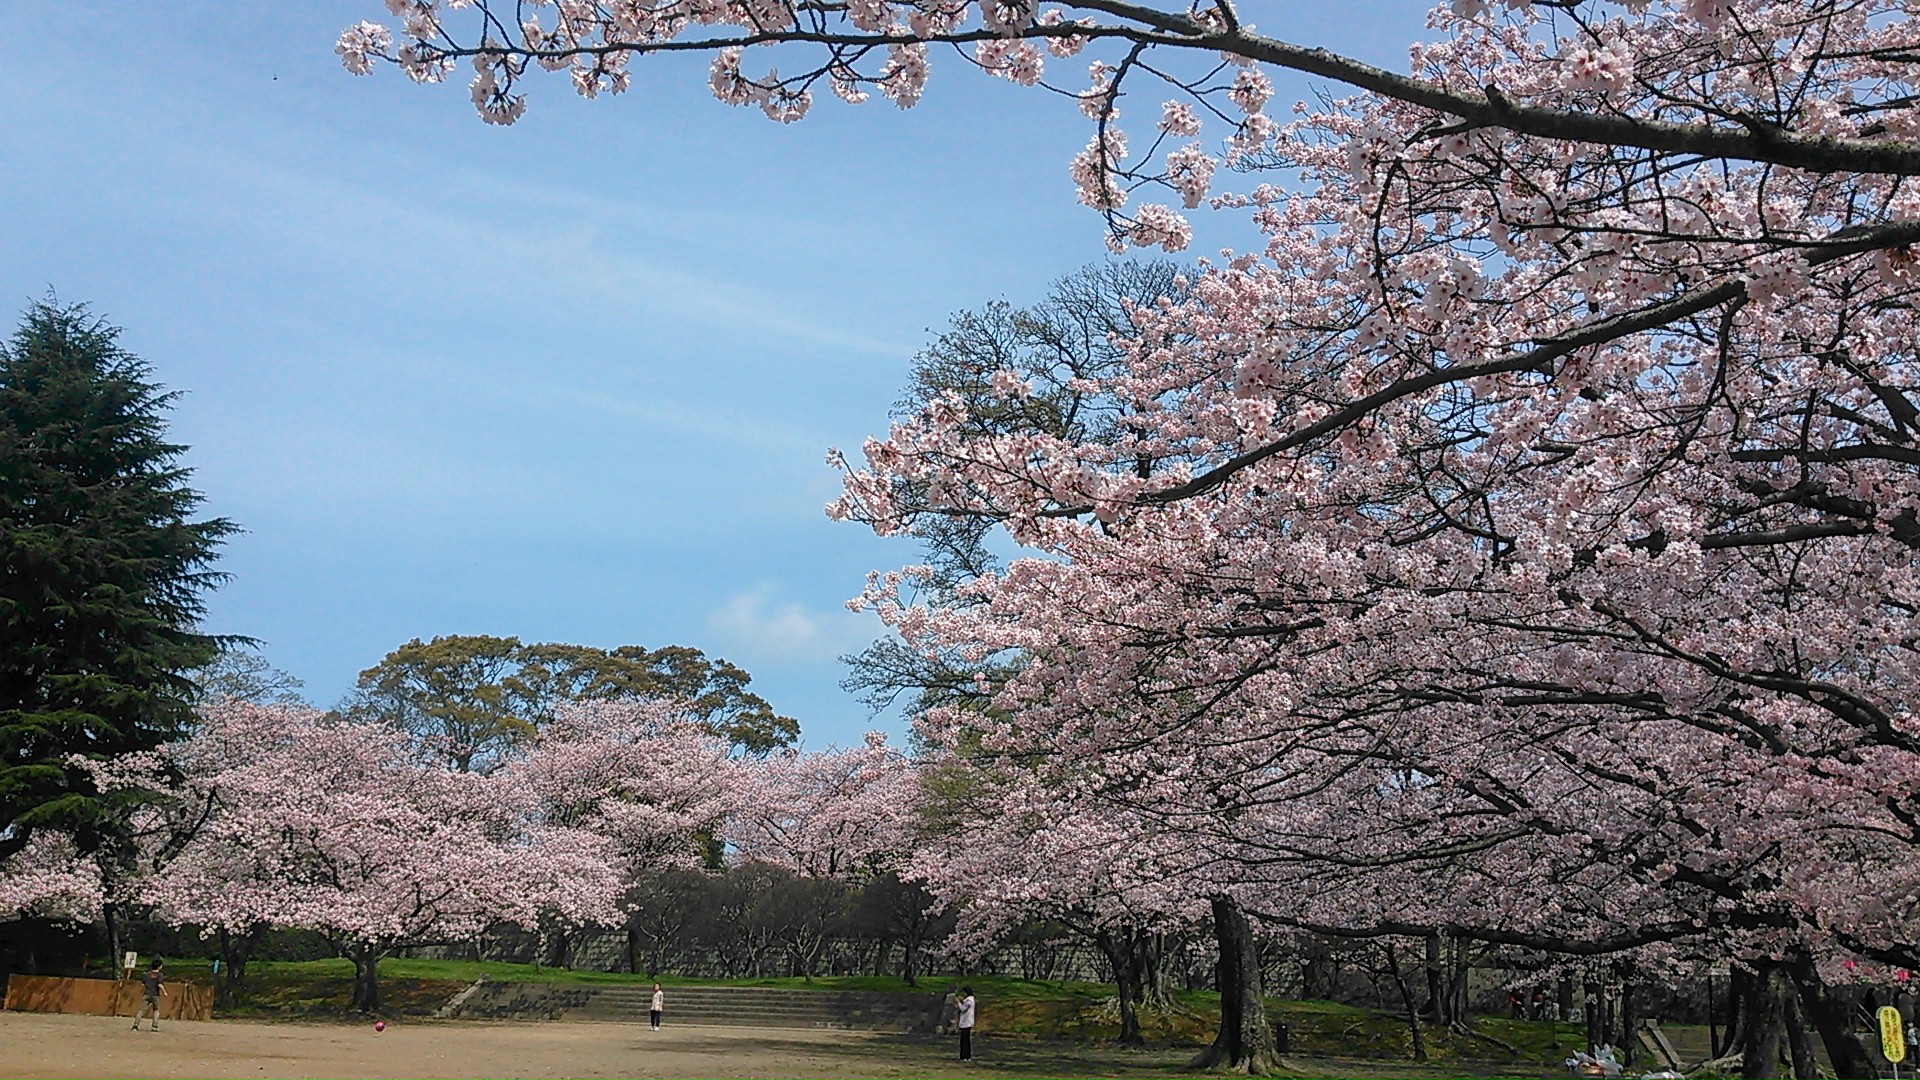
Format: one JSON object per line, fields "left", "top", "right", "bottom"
{"left": 716, "top": 1030, "right": 1205, "bottom": 1078}
{"left": 610, "top": 1028, "right": 1552, "bottom": 1079}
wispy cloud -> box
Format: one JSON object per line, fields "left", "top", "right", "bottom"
{"left": 709, "top": 587, "right": 826, "bottom": 656}
{"left": 708, "top": 586, "right": 876, "bottom": 661}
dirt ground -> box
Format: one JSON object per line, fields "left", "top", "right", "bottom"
{"left": 0, "top": 1012, "right": 1218, "bottom": 1080}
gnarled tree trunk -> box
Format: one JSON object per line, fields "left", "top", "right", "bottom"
{"left": 1138, "top": 931, "right": 1173, "bottom": 1011}
{"left": 1787, "top": 954, "right": 1876, "bottom": 1080}
{"left": 1098, "top": 929, "right": 1145, "bottom": 1045}
{"left": 1740, "top": 962, "right": 1791, "bottom": 1080}
{"left": 347, "top": 944, "right": 384, "bottom": 1014}
{"left": 1783, "top": 982, "right": 1818, "bottom": 1080}
{"left": 1422, "top": 934, "right": 1448, "bottom": 1025}
{"left": 214, "top": 926, "right": 259, "bottom": 1007}
{"left": 1189, "top": 896, "right": 1278, "bottom": 1075}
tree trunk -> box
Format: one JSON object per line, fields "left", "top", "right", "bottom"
{"left": 1620, "top": 975, "right": 1638, "bottom": 1068}
{"left": 348, "top": 946, "right": 383, "bottom": 1014}
{"left": 1740, "top": 963, "right": 1790, "bottom": 1080}
{"left": 1385, "top": 941, "right": 1428, "bottom": 1062}
{"left": 1098, "top": 930, "right": 1145, "bottom": 1046}
{"left": 1188, "top": 895, "right": 1278, "bottom": 1075}
{"left": 1447, "top": 938, "right": 1469, "bottom": 1026}
{"left": 1725, "top": 969, "right": 1751, "bottom": 1060}
{"left": 1708, "top": 975, "right": 1722, "bottom": 1060}
{"left": 1138, "top": 931, "right": 1173, "bottom": 1010}
{"left": 215, "top": 926, "right": 255, "bottom": 1006}
{"left": 1301, "top": 945, "right": 1332, "bottom": 1002}
{"left": 1783, "top": 981, "right": 1818, "bottom": 1080}
{"left": 1787, "top": 954, "right": 1877, "bottom": 1080}
{"left": 1585, "top": 975, "right": 1605, "bottom": 1051}
{"left": 1605, "top": 971, "right": 1618, "bottom": 1049}
{"left": 1422, "top": 935, "right": 1447, "bottom": 1024}
{"left": 103, "top": 900, "right": 128, "bottom": 978}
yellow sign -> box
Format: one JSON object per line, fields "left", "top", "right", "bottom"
{"left": 1881, "top": 1006, "right": 1907, "bottom": 1064}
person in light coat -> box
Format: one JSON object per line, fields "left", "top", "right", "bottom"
{"left": 955, "top": 986, "right": 976, "bottom": 1061}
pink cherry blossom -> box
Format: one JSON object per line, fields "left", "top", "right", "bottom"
{"left": 728, "top": 733, "right": 917, "bottom": 878}
{"left": 339, "top": 0, "right": 1920, "bottom": 1058}
{"left": 0, "top": 832, "right": 102, "bottom": 924}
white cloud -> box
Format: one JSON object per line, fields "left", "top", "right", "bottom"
{"left": 707, "top": 586, "right": 886, "bottom": 663}
{"left": 709, "top": 587, "right": 830, "bottom": 658}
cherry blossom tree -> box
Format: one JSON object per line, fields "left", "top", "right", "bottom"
{"left": 113, "top": 704, "right": 594, "bottom": 1010}
{"left": 906, "top": 759, "right": 1208, "bottom": 1045}
{"left": 728, "top": 732, "right": 918, "bottom": 878}
{"left": 0, "top": 830, "right": 101, "bottom": 925}
{"left": 340, "top": 1, "right": 1920, "bottom": 1072}
{"left": 726, "top": 735, "right": 932, "bottom": 979}
{"left": 338, "top": 0, "right": 1920, "bottom": 253}
{"left": 835, "top": 261, "right": 1917, "bottom": 1066}
{"left": 502, "top": 699, "right": 741, "bottom": 965}
{"left": 92, "top": 701, "right": 732, "bottom": 1012}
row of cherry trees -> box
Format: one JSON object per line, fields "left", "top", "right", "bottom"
{"left": 785, "top": 0, "right": 1920, "bottom": 1073}
{"left": 0, "top": 699, "right": 912, "bottom": 1013}
{"left": 58, "top": 0, "right": 1917, "bottom": 1072}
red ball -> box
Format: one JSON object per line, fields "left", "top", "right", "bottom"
{"left": 374, "top": 1021, "right": 386, "bottom": 1032}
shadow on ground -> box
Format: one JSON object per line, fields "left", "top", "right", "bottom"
{"left": 708, "top": 1030, "right": 1559, "bottom": 1079}
{"left": 658, "top": 1030, "right": 1199, "bottom": 1078}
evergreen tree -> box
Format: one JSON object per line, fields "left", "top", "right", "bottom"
{"left": 0, "top": 299, "right": 234, "bottom": 861}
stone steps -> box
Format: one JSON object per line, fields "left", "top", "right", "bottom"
{"left": 445, "top": 982, "right": 944, "bottom": 1033}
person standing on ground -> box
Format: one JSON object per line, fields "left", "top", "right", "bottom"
{"left": 130, "top": 960, "right": 165, "bottom": 1032}
{"left": 650, "top": 983, "right": 664, "bottom": 1030}
{"left": 956, "top": 985, "right": 976, "bottom": 1061}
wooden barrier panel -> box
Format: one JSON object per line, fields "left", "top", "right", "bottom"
{"left": 3, "top": 975, "right": 212, "bottom": 1020}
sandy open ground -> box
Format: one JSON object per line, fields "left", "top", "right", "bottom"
{"left": 0, "top": 1012, "right": 1208, "bottom": 1079}
{"left": 0, "top": 1011, "right": 1564, "bottom": 1079}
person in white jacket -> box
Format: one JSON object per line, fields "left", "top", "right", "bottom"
{"left": 955, "top": 986, "right": 976, "bottom": 1061}
{"left": 649, "top": 984, "right": 664, "bottom": 1030}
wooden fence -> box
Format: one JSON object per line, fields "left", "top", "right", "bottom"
{"left": 3, "top": 975, "right": 213, "bottom": 1020}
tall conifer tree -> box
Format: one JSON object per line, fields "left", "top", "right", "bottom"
{"left": 0, "top": 300, "right": 233, "bottom": 861}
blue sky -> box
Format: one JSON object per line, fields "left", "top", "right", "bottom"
{"left": 1, "top": 3, "right": 1423, "bottom": 748}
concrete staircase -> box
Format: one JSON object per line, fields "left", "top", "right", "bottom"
{"left": 447, "top": 982, "right": 944, "bottom": 1033}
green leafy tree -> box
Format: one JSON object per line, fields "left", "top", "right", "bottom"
{"left": 0, "top": 299, "right": 234, "bottom": 861}
{"left": 343, "top": 634, "right": 530, "bottom": 773}
{"left": 345, "top": 635, "right": 797, "bottom": 769}
{"left": 613, "top": 644, "right": 797, "bottom": 755}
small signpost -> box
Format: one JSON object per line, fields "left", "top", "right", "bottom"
{"left": 111, "top": 952, "right": 139, "bottom": 1018}
{"left": 1881, "top": 1005, "right": 1907, "bottom": 1078}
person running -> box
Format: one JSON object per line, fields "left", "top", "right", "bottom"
{"left": 130, "top": 960, "right": 165, "bottom": 1032}
{"left": 649, "top": 983, "right": 664, "bottom": 1030}
{"left": 956, "top": 985, "right": 976, "bottom": 1061}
